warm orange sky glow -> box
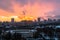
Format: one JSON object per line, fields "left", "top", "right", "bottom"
{"left": 0, "top": 0, "right": 59, "bottom": 21}
{"left": 0, "top": 3, "right": 54, "bottom": 21}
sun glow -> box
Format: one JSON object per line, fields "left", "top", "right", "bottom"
{"left": 21, "top": 16, "right": 36, "bottom": 20}
{"left": 0, "top": 16, "right": 35, "bottom": 22}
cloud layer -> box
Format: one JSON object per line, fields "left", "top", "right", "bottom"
{"left": 0, "top": 0, "right": 60, "bottom": 19}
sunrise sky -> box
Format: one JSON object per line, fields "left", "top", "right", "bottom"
{"left": 0, "top": 0, "right": 60, "bottom": 21}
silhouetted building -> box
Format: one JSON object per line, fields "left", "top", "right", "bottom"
{"left": 44, "top": 19, "right": 47, "bottom": 22}
{"left": 48, "top": 18, "right": 52, "bottom": 21}
{"left": 58, "top": 19, "right": 60, "bottom": 21}
{"left": 34, "top": 20, "right": 37, "bottom": 22}
{"left": 53, "top": 19, "right": 56, "bottom": 21}
{"left": 37, "top": 17, "right": 41, "bottom": 22}
{"left": 11, "top": 18, "right": 14, "bottom": 22}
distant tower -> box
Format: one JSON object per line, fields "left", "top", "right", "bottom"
{"left": 37, "top": 17, "right": 41, "bottom": 22}
{"left": 11, "top": 18, "right": 14, "bottom": 22}
{"left": 48, "top": 18, "right": 52, "bottom": 21}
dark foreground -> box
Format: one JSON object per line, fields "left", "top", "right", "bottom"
{"left": 0, "top": 27, "right": 60, "bottom": 40}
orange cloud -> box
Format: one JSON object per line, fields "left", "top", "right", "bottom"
{"left": 0, "top": 0, "right": 55, "bottom": 21}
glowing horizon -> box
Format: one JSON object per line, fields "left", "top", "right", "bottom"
{"left": 0, "top": 16, "right": 36, "bottom": 22}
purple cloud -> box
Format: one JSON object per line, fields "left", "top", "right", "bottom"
{"left": 15, "top": 0, "right": 36, "bottom": 6}
{"left": 46, "top": 9, "right": 60, "bottom": 19}
{"left": 0, "top": 0, "right": 14, "bottom": 12}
